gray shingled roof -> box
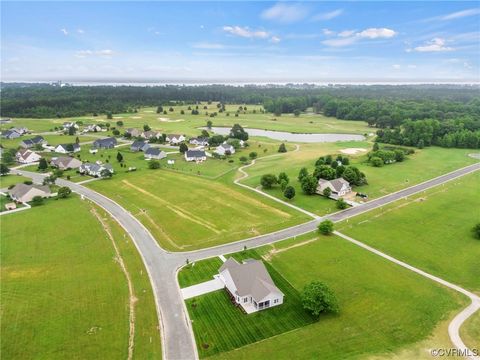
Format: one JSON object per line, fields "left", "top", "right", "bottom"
{"left": 93, "top": 137, "right": 117, "bottom": 148}
{"left": 9, "top": 183, "right": 51, "bottom": 199}
{"left": 186, "top": 150, "right": 206, "bottom": 157}
{"left": 145, "top": 147, "right": 161, "bottom": 156}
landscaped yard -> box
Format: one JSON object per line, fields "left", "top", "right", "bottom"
{"left": 461, "top": 309, "right": 480, "bottom": 351}
{"left": 338, "top": 171, "right": 480, "bottom": 294}
{"left": 0, "top": 174, "right": 31, "bottom": 188}
{"left": 178, "top": 257, "right": 224, "bottom": 288}
{"left": 1, "top": 196, "right": 161, "bottom": 359}
{"left": 87, "top": 169, "right": 309, "bottom": 251}
{"left": 200, "top": 235, "right": 465, "bottom": 359}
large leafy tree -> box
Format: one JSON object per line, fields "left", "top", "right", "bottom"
{"left": 301, "top": 281, "right": 339, "bottom": 317}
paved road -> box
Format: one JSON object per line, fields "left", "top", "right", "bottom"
{"left": 12, "top": 161, "right": 480, "bottom": 360}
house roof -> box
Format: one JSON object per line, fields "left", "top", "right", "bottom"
{"left": 190, "top": 137, "right": 209, "bottom": 142}
{"left": 185, "top": 150, "right": 206, "bottom": 157}
{"left": 93, "top": 137, "right": 117, "bottom": 147}
{"left": 131, "top": 140, "right": 146, "bottom": 148}
{"left": 219, "top": 258, "right": 283, "bottom": 300}
{"left": 57, "top": 143, "right": 80, "bottom": 150}
{"left": 328, "top": 178, "right": 350, "bottom": 192}
{"left": 219, "top": 143, "right": 234, "bottom": 150}
{"left": 51, "top": 156, "right": 81, "bottom": 168}
{"left": 145, "top": 147, "right": 162, "bottom": 156}
{"left": 9, "top": 183, "right": 50, "bottom": 199}
{"left": 16, "top": 149, "right": 39, "bottom": 160}
{"left": 22, "top": 136, "right": 44, "bottom": 146}
{"left": 167, "top": 134, "right": 183, "bottom": 139}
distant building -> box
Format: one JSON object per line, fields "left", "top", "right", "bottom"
{"left": 144, "top": 148, "right": 166, "bottom": 160}
{"left": 165, "top": 134, "right": 185, "bottom": 145}
{"left": 141, "top": 130, "right": 159, "bottom": 140}
{"left": 55, "top": 143, "right": 81, "bottom": 154}
{"left": 79, "top": 163, "right": 114, "bottom": 177}
{"left": 20, "top": 136, "right": 46, "bottom": 149}
{"left": 125, "top": 128, "right": 142, "bottom": 138}
{"left": 185, "top": 150, "right": 207, "bottom": 162}
{"left": 189, "top": 137, "right": 209, "bottom": 146}
{"left": 15, "top": 149, "right": 42, "bottom": 164}
{"left": 62, "top": 122, "right": 79, "bottom": 130}
{"left": 92, "top": 137, "right": 117, "bottom": 149}
{"left": 83, "top": 124, "right": 103, "bottom": 133}
{"left": 50, "top": 156, "right": 83, "bottom": 170}
{"left": 8, "top": 184, "right": 51, "bottom": 203}
{"left": 130, "top": 140, "right": 150, "bottom": 152}
{"left": 215, "top": 143, "right": 235, "bottom": 156}
{"left": 1, "top": 129, "right": 21, "bottom": 139}
{"left": 316, "top": 178, "right": 352, "bottom": 197}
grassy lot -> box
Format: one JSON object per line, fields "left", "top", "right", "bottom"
{"left": 242, "top": 144, "right": 477, "bottom": 215}
{"left": 461, "top": 309, "right": 480, "bottom": 350}
{"left": 1, "top": 196, "right": 161, "bottom": 359}
{"left": 203, "top": 234, "right": 465, "bottom": 360}
{"left": 186, "top": 250, "right": 316, "bottom": 358}
{"left": 87, "top": 169, "right": 308, "bottom": 251}
{"left": 0, "top": 133, "right": 98, "bottom": 149}
{"left": 178, "top": 257, "right": 224, "bottom": 288}
{"left": 0, "top": 174, "right": 31, "bottom": 188}
{"left": 338, "top": 171, "right": 480, "bottom": 294}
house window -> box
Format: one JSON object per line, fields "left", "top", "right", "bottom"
{"left": 243, "top": 297, "right": 248, "bottom": 303}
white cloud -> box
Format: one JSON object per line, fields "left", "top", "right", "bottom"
{"left": 392, "top": 64, "right": 401, "bottom": 69}
{"left": 357, "top": 28, "right": 396, "bottom": 39}
{"left": 75, "top": 49, "right": 115, "bottom": 58}
{"left": 409, "top": 38, "right": 454, "bottom": 52}
{"left": 407, "top": 64, "right": 417, "bottom": 69}
{"left": 77, "top": 29, "right": 85, "bottom": 34}
{"left": 223, "top": 26, "right": 269, "bottom": 39}
{"left": 322, "top": 28, "right": 397, "bottom": 47}
{"left": 440, "top": 8, "right": 480, "bottom": 21}
{"left": 261, "top": 3, "right": 308, "bottom": 23}
{"left": 322, "top": 29, "right": 335, "bottom": 36}
{"left": 270, "top": 36, "right": 281, "bottom": 44}
{"left": 60, "top": 28, "right": 68, "bottom": 35}
{"left": 312, "top": 9, "right": 343, "bottom": 21}
{"left": 97, "top": 49, "right": 114, "bottom": 57}
{"left": 192, "top": 42, "right": 225, "bottom": 49}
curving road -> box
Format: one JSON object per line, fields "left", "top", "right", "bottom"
{"left": 12, "top": 160, "right": 480, "bottom": 360}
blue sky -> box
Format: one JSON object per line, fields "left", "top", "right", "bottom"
{"left": 1, "top": 1, "right": 479, "bottom": 83}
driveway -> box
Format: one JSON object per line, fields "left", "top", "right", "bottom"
{"left": 181, "top": 276, "right": 224, "bottom": 300}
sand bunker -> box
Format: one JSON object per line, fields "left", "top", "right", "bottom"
{"left": 340, "top": 148, "right": 367, "bottom": 155}
{"left": 158, "top": 117, "right": 184, "bottom": 122}
{"left": 130, "top": 116, "right": 142, "bottom": 119}
{"left": 113, "top": 116, "right": 123, "bottom": 119}
{"left": 143, "top": 110, "right": 154, "bottom": 113}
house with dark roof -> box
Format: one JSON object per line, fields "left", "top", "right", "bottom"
{"left": 131, "top": 140, "right": 150, "bottom": 152}
{"left": 8, "top": 183, "right": 51, "bottom": 203}
{"left": 55, "top": 143, "right": 81, "bottom": 154}
{"left": 144, "top": 147, "right": 166, "bottom": 160}
{"left": 218, "top": 258, "right": 284, "bottom": 314}
{"left": 20, "top": 136, "right": 46, "bottom": 149}
{"left": 185, "top": 150, "right": 207, "bottom": 162}
{"left": 92, "top": 137, "right": 117, "bottom": 149}
{"left": 316, "top": 177, "right": 352, "bottom": 197}
{"left": 1, "top": 129, "right": 21, "bottom": 139}
{"left": 50, "top": 156, "right": 83, "bottom": 170}
{"left": 79, "top": 162, "right": 114, "bottom": 177}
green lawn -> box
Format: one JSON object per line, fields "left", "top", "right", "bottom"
{"left": 1, "top": 196, "right": 161, "bottom": 359}
{"left": 204, "top": 234, "right": 465, "bottom": 359}
{"left": 0, "top": 133, "right": 98, "bottom": 149}
{"left": 242, "top": 144, "right": 477, "bottom": 215}
{"left": 338, "top": 171, "right": 480, "bottom": 294}
{"left": 0, "top": 174, "right": 31, "bottom": 188}
{"left": 186, "top": 250, "right": 316, "bottom": 358}
{"left": 87, "top": 169, "right": 308, "bottom": 251}
{"left": 461, "top": 309, "right": 480, "bottom": 351}
{"left": 178, "top": 257, "right": 224, "bottom": 288}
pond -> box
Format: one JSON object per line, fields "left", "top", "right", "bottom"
{"left": 202, "top": 127, "right": 365, "bottom": 143}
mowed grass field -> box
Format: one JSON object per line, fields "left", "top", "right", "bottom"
{"left": 0, "top": 133, "right": 98, "bottom": 149}
{"left": 87, "top": 169, "right": 309, "bottom": 251}
{"left": 0, "top": 174, "right": 32, "bottom": 188}
{"left": 338, "top": 171, "right": 480, "bottom": 294}
{"left": 461, "top": 310, "right": 480, "bottom": 350}
{"left": 185, "top": 235, "right": 465, "bottom": 359}
{"left": 1, "top": 196, "right": 161, "bottom": 359}
{"left": 178, "top": 257, "right": 224, "bottom": 288}
{"left": 242, "top": 144, "right": 477, "bottom": 215}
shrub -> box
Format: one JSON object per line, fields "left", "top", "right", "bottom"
{"left": 260, "top": 174, "right": 277, "bottom": 189}
{"left": 371, "top": 157, "right": 384, "bottom": 167}
{"left": 284, "top": 185, "right": 296, "bottom": 200}
{"left": 336, "top": 198, "right": 348, "bottom": 209}
{"left": 301, "top": 281, "right": 339, "bottom": 317}
{"left": 58, "top": 186, "right": 72, "bottom": 199}
{"left": 148, "top": 160, "right": 161, "bottom": 169}
{"left": 318, "top": 219, "right": 334, "bottom": 235}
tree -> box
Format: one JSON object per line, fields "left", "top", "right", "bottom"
{"left": 314, "top": 165, "right": 336, "bottom": 180}
{"left": 75, "top": 136, "right": 80, "bottom": 144}
{"left": 278, "top": 172, "right": 289, "bottom": 184}
{"left": 201, "top": 129, "right": 210, "bottom": 138}
{"left": 301, "top": 281, "right": 339, "bottom": 317}
{"left": 57, "top": 186, "right": 72, "bottom": 199}
{"left": 42, "top": 175, "right": 57, "bottom": 185}
{"left": 336, "top": 165, "right": 345, "bottom": 178}
{"left": 112, "top": 129, "right": 120, "bottom": 136}
{"left": 322, "top": 187, "right": 331, "bottom": 197}
{"left": 179, "top": 143, "right": 188, "bottom": 154}
{"left": 298, "top": 167, "right": 309, "bottom": 182}
{"left": 31, "top": 195, "right": 44, "bottom": 206}
{"left": 318, "top": 219, "right": 334, "bottom": 235}
{"left": 371, "top": 156, "right": 384, "bottom": 167}
{"left": 336, "top": 198, "right": 348, "bottom": 209}
{"left": 100, "top": 169, "right": 113, "bottom": 178}
{"left": 68, "top": 126, "right": 76, "bottom": 135}
{"left": 116, "top": 120, "right": 124, "bottom": 127}
{"left": 206, "top": 120, "right": 213, "bottom": 129}
{"left": 0, "top": 163, "right": 10, "bottom": 175}
{"left": 301, "top": 175, "right": 318, "bottom": 195}
{"left": 156, "top": 106, "right": 163, "bottom": 113}
{"left": 341, "top": 157, "right": 350, "bottom": 165}
{"left": 342, "top": 166, "right": 367, "bottom": 186}
{"left": 148, "top": 160, "right": 161, "bottom": 169}
{"left": 239, "top": 156, "right": 248, "bottom": 163}
{"left": 229, "top": 124, "right": 249, "bottom": 141}
{"left": 279, "top": 179, "right": 288, "bottom": 191}
{"left": 373, "top": 142, "right": 380, "bottom": 151}
{"left": 284, "top": 185, "right": 296, "bottom": 199}
{"left": 143, "top": 124, "right": 151, "bottom": 132}
{"left": 293, "top": 109, "right": 300, "bottom": 117}
{"left": 53, "top": 169, "right": 64, "bottom": 177}
{"left": 278, "top": 143, "right": 287, "bottom": 153}
{"left": 325, "top": 155, "right": 332, "bottom": 165}
{"left": 260, "top": 174, "right": 278, "bottom": 189}
{"left": 473, "top": 223, "right": 480, "bottom": 239}
{"left": 394, "top": 150, "right": 405, "bottom": 162}
{"left": 417, "top": 139, "right": 425, "bottom": 149}
{"left": 38, "top": 158, "right": 48, "bottom": 171}
{"left": 1, "top": 149, "right": 16, "bottom": 165}
{"left": 249, "top": 152, "right": 257, "bottom": 159}
{"left": 107, "top": 111, "right": 113, "bottom": 119}
{"left": 116, "top": 152, "right": 124, "bottom": 162}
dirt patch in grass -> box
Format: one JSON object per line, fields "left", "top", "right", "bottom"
{"left": 340, "top": 148, "right": 367, "bottom": 155}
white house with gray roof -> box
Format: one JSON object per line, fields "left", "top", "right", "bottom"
{"left": 185, "top": 150, "right": 206, "bottom": 162}
{"left": 20, "top": 136, "right": 46, "bottom": 149}
{"left": 50, "top": 156, "right": 82, "bottom": 170}
{"left": 316, "top": 177, "right": 352, "bottom": 197}
{"left": 79, "top": 163, "right": 114, "bottom": 177}
{"left": 218, "top": 258, "right": 284, "bottom": 314}
{"left": 215, "top": 143, "right": 235, "bottom": 156}
{"left": 8, "top": 184, "right": 51, "bottom": 203}
{"left": 92, "top": 137, "right": 117, "bottom": 149}
{"left": 15, "top": 149, "right": 42, "bottom": 164}
{"left": 144, "top": 147, "right": 166, "bottom": 160}
{"left": 55, "top": 143, "right": 81, "bottom": 154}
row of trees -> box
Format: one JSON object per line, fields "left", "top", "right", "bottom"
{"left": 260, "top": 172, "right": 296, "bottom": 200}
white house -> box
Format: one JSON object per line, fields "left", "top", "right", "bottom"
{"left": 50, "top": 156, "right": 83, "bottom": 170}
{"left": 79, "top": 163, "right": 114, "bottom": 177}
{"left": 55, "top": 143, "right": 81, "bottom": 154}
{"left": 316, "top": 177, "right": 352, "bottom": 197}
{"left": 185, "top": 150, "right": 207, "bottom": 162}
{"left": 83, "top": 124, "right": 103, "bottom": 133}
{"left": 215, "top": 143, "right": 235, "bottom": 156}
{"left": 218, "top": 258, "right": 284, "bottom": 314}
{"left": 165, "top": 134, "right": 185, "bottom": 145}
{"left": 144, "top": 148, "right": 166, "bottom": 160}
{"left": 15, "top": 149, "right": 42, "bottom": 164}
{"left": 62, "top": 122, "right": 79, "bottom": 130}
{"left": 189, "top": 137, "right": 209, "bottom": 146}
{"left": 1, "top": 129, "right": 21, "bottom": 139}
{"left": 8, "top": 183, "right": 51, "bottom": 203}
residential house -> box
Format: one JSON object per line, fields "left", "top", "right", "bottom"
{"left": 50, "top": 156, "right": 83, "bottom": 170}
{"left": 15, "top": 149, "right": 42, "bottom": 164}
{"left": 189, "top": 137, "right": 209, "bottom": 146}
{"left": 125, "top": 128, "right": 142, "bottom": 138}
{"left": 8, "top": 183, "right": 51, "bottom": 203}
{"left": 62, "top": 122, "right": 79, "bottom": 130}
{"left": 83, "top": 124, "right": 103, "bottom": 133}
{"left": 20, "top": 136, "right": 46, "bottom": 149}
{"left": 316, "top": 177, "right": 352, "bottom": 197}
{"left": 92, "top": 137, "right": 117, "bottom": 149}
{"left": 144, "top": 148, "right": 166, "bottom": 160}
{"left": 165, "top": 134, "right": 185, "bottom": 144}
{"left": 1, "top": 129, "right": 21, "bottom": 139}
{"left": 218, "top": 258, "right": 284, "bottom": 314}
{"left": 79, "top": 163, "right": 114, "bottom": 177}
{"left": 0, "top": 118, "right": 12, "bottom": 124}
{"left": 141, "top": 130, "right": 159, "bottom": 140}
{"left": 55, "top": 143, "right": 81, "bottom": 154}
{"left": 131, "top": 140, "right": 150, "bottom": 152}
{"left": 185, "top": 150, "right": 207, "bottom": 162}
{"left": 215, "top": 143, "right": 235, "bottom": 156}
